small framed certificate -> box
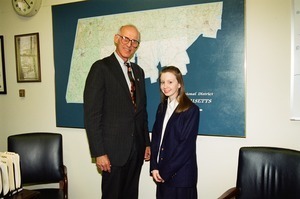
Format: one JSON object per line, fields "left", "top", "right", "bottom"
{"left": 15, "top": 33, "right": 41, "bottom": 82}
{"left": 0, "top": 35, "right": 7, "bottom": 94}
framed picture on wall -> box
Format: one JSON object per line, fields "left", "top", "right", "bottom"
{"left": 0, "top": 35, "right": 7, "bottom": 94}
{"left": 14, "top": 33, "right": 41, "bottom": 82}
{"left": 53, "top": 0, "right": 245, "bottom": 136}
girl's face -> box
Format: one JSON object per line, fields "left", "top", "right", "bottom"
{"left": 160, "top": 72, "right": 181, "bottom": 101}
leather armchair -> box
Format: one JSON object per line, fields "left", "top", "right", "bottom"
{"left": 218, "top": 146, "right": 300, "bottom": 199}
{"left": 7, "top": 132, "right": 68, "bottom": 199}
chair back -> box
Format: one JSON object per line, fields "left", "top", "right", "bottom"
{"left": 236, "top": 147, "right": 300, "bottom": 199}
{"left": 7, "top": 132, "right": 64, "bottom": 184}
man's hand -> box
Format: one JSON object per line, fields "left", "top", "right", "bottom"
{"left": 96, "top": 155, "right": 111, "bottom": 173}
{"left": 144, "top": 146, "right": 151, "bottom": 161}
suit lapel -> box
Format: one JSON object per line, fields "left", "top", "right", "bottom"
{"left": 105, "top": 54, "right": 133, "bottom": 102}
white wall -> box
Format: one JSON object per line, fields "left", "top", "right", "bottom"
{"left": 0, "top": 0, "right": 298, "bottom": 198}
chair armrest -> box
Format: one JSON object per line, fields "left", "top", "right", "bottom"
{"left": 59, "top": 165, "right": 68, "bottom": 199}
{"left": 218, "top": 187, "right": 239, "bottom": 199}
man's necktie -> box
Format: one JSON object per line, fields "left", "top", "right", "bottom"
{"left": 125, "top": 62, "right": 136, "bottom": 110}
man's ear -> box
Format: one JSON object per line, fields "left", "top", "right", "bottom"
{"left": 114, "top": 34, "right": 119, "bottom": 44}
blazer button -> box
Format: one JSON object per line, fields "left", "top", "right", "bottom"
{"left": 160, "top": 158, "right": 163, "bottom": 161}
{"left": 161, "top": 148, "right": 164, "bottom": 151}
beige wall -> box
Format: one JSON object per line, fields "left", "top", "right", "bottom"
{"left": 0, "top": 0, "right": 298, "bottom": 198}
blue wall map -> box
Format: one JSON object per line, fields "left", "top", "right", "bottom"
{"left": 52, "top": 0, "right": 245, "bottom": 137}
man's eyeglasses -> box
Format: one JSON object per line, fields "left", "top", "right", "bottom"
{"left": 117, "top": 34, "right": 140, "bottom": 48}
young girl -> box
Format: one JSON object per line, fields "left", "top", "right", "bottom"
{"left": 150, "top": 66, "right": 200, "bottom": 199}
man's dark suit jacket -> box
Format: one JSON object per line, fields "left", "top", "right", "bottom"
{"left": 84, "top": 53, "right": 150, "bottom": 166}
{"left": 150, "top": 101, "right": 199, "bottom": 187}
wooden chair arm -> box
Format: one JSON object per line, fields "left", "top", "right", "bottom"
{"left": 59, "top": 165, "right": 68, "bottom": 199}
{"left": 218, "top": 187, "right": 239, "bottom": 199}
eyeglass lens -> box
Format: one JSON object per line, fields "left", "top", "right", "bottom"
{"left": 118, "top": 35, "right": 139, "bottom": 47}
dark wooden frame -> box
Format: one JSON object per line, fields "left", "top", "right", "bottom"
{"left": 15, "top": 33, "right": 41, "bottom": 82}
{"left": 0, "top": 35, "right": 7, "bottom": 94}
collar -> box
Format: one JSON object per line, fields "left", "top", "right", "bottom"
{"left": 114, "top": 52, "right": 128, "bottom": 67}
{"left": 168, "top": 98, "right": 179, "bottom": 110}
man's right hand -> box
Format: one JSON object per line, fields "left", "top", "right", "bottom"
{"left": 96, "top": 155, "right": 111, "bottom": 173}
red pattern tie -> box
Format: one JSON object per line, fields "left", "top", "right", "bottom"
{"left": 125, "top": 62, "right": 136, "bottom": 110}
